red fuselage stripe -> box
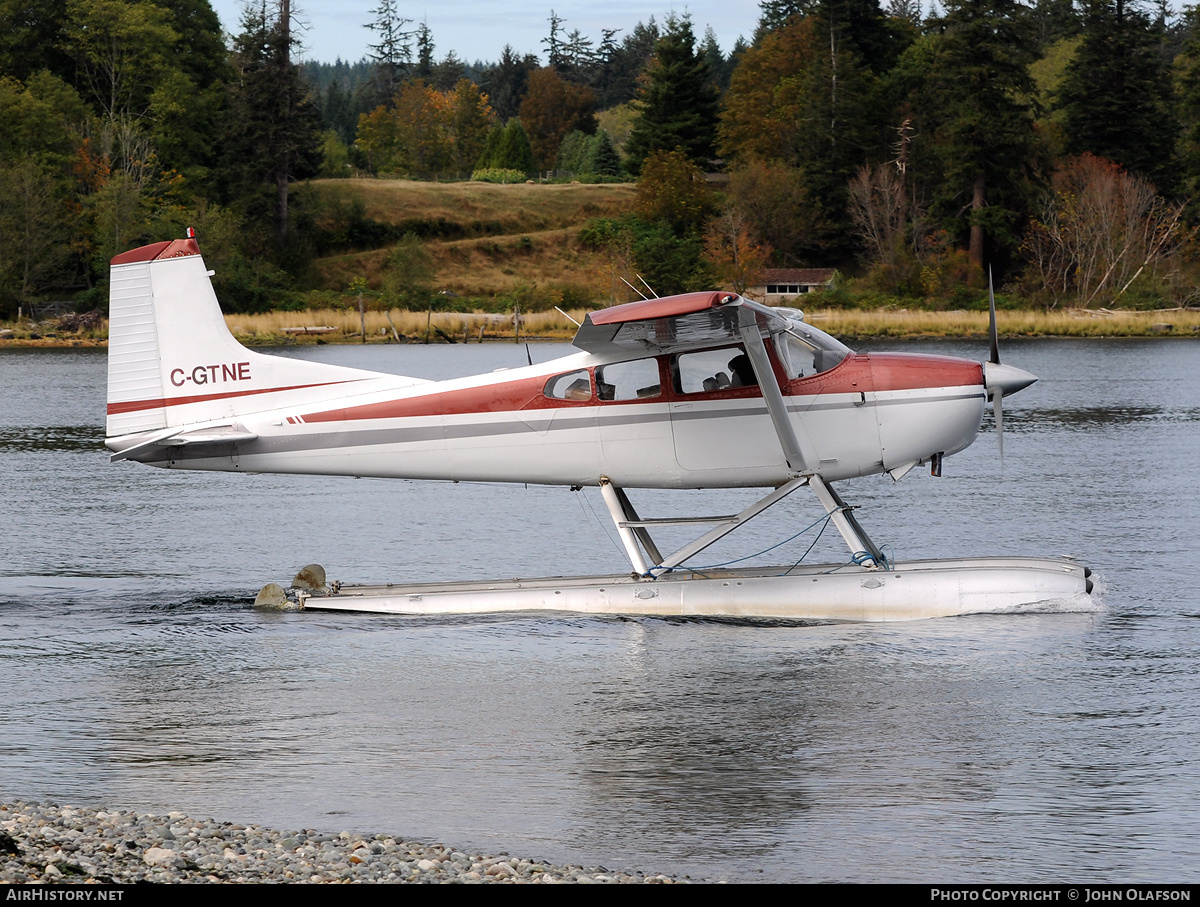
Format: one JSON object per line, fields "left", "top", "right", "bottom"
{"left": 295, "top": 354, "right": 985, "bottom": 425}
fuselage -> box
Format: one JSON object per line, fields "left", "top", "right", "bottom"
{"left": 111, "top": 341, "right": 987, "bottom": 489}
{"left": 101, "top": 241, "right": 993, "bottom": 490}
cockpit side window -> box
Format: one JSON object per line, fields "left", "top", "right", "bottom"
{"left": 596, "top": 358, "right": 661, "bottom": 401}
{"left": 673, "top": 346, "right": 758, "bottom": 395}
{"left": 544, "top": 369, "right": 593, "bottom": 401}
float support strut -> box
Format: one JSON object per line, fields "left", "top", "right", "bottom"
{"left": 599, "top": 476, "right": 811, "bottom": 576}
{"left": 600, "top": 479, "right": 651, "bottom": 575}
{"left": 808, "top": 475, "right": 885, "bottom": 567}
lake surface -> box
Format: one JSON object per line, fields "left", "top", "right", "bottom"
{"left": 2, "top": 337, "right": 1199, "bottom": 883}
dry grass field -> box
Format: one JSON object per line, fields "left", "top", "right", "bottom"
{"left": 813, "top": 306, "right": 1200, "bottom": 339}
{"left": 4, "top": 306, "right": 1198, "bottom": 348}
{"left": 306, "top": 179, "right": 636, "bottom": 300}
{"left": 219, "top": 306, "right": 1200, "bottom": 345}
{"left": 222, "top": 307, "right": 585, "bottom": 344}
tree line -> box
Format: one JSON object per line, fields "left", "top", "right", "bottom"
{"left": 3, "top": 0, "right": 1200, "bottom": 317}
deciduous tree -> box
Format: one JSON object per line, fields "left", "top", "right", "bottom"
{"left": 518, "top": 68, "right": 596, "bottom": 172}
{"left": 635, "top": 149, "right": 713, "bottom": 233}
{"left": 1021, "top": 153, "right": 1185, "bottom": 306}
{"left": 703, "top": 208, "right": 772, "bottom": 293}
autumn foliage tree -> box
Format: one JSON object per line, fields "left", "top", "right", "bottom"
{"left": 518, "top": 67, "right": 596, "bottom": 172}
{"left": 719, "top": 10, "right": 891, "bottom": 259}
{"left": 356, "top": 79, "right": 494, "bottom": 177}
{"left": 703, "top": 208, "right": 772, "bottom": 293}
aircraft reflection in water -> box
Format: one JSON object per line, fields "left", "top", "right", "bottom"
{"left": 105, "top": 234, "right": 1094, "bottom": 620}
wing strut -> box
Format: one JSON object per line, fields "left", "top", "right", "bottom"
{"left": 735, "top": 306, "right": 817, "bottom": 474}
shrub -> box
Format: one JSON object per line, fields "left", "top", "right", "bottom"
{"left": 471, "top": 168, "right": 527, "bottom": 184}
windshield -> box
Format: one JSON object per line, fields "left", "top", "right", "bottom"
{"left": 773, "top": 323, "right": 851, "bottom": 380}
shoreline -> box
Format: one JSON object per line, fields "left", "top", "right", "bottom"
{"left": 2, "top": 306, "right": 1199, "bottom": 349}
{"left": 0, "top": 801, "right": 697, "bottom": 884}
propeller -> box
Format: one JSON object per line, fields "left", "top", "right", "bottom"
{"left": 983, "top": 266, "right": 1037, "bottom": 458}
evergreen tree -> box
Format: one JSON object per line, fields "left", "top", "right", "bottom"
{"left": 561, "top": 29, "right": 597, "bottom": 81}
{"left": 756, "top": 0, "right": 812, "bottom": 38}
{"left": 494, "top": 118, "right": 535, "bottom": 175}
{"left": 885, "top": 0, "right": 923, "bottom": 27}
{"left": 894, "top": 0, "right": 1044, "bottom": 269}
{"left": 415, "top": 22, "right": 434, "bottom": 80}
{"left": 589, "top": 28, "right": 623, "bottom": 101}
{"left": 596, "top": 19, "right": 660, "bottom": 108}
{"left": 430, "top": 51, "right": 465, "bottom": 91}
{"left": 585, "top": 130, "right": 623, "bottom": 177}
{"left": 365, "top": 0, "right": 414, "bottom": 104}
{"left": 543, "top": 10, "right": 567, "bottom": 72}
{"left": 1175, "top": 6, "right": 1200, "bottom": 208}
{"left": 555, "top": 130, "right": 590, "bottom": 174}
{"left": 699, "top": 27, "right": 729, "bottom": 92}
{"left": 223, "top": 0, "right": 322, "bottom": 249}
{"left": 1056, "top": 0, "right": 1178, "bottom": 193}
{"left": 482, "top": 45, "right": 536, "bottom": 121}
{"left": 624, "top": 15, "right": 720, "bottom": 174}
{"left": 1029, "top": 0, "right": 1082, "bottom": 48}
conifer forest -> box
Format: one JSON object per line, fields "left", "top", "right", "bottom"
{"left": 3, "top": 0, "right": 1200, "bottom": 317}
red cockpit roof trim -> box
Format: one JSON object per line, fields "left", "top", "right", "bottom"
{"left": 588, "top": 291, "right": 734, "bottom": 326}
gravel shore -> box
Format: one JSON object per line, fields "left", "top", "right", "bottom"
{"left": 0, "top": 802, "right": 698, "bottom": 884}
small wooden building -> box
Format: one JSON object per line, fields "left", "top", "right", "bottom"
{"left": 744, "top": 268, "right": 835, "bottom": 304}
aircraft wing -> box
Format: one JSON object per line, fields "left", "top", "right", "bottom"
{"left": 572, "top": 291, "right": 795, "bottom": 356}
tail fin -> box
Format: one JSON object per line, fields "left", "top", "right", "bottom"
{"left": 106, "top": 236, "right": 410, "bottom": 440}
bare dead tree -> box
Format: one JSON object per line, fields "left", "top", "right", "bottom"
{"left": 1021, "top": 155, "right": 1186, "bottom": 307}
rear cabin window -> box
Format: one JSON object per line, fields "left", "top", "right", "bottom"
{"left": 596, "top": 358, "right": 661, "bottom": 401}
{"left": 544, "top": 369, "right": 593, "bottom": 401}
{"left": 673, "top": 346, "right": 758, "bottom": 395}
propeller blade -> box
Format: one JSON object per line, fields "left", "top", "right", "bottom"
{"left": 988, "top": 265, "right": 1000, "bottom": 365}
{"left": 992, "top": 388, "right": 1004, "bottom": 460}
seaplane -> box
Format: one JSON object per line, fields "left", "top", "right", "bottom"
{"left": 104, "top": 233, "right": 1095, "bottom": 620}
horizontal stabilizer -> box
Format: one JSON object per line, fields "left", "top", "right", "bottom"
{"left": 109, "top": 423, "right": 258, "bottom": 462}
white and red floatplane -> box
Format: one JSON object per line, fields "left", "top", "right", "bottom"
{"left": 104, "top": 233, "right": 1094, "bottom": 620}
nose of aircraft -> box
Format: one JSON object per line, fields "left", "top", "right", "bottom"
{"left": 983, "top": 361, "right": 1037, "bottom": 397}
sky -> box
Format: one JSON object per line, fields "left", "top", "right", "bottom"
{"left": 206, "top": 1, "right": 761, "bottom": 66}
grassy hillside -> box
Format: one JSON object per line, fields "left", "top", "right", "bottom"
{"left": 304, "top": 179, "right": 637, "bottom": 304}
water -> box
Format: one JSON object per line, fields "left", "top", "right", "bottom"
{"left": 2, "top": 338, "right": 1199, "bottom": 882}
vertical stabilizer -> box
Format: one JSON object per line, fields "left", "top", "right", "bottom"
{"left": 106, "top": 237, "right": 414, "bottom": 440}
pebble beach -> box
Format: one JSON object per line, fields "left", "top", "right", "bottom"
{"left": 0, "top": 802, "right": 695, "bottom": 884}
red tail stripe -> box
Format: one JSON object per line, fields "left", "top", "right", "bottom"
{"left": 107, "top": 381, "right": 360, "bottom": 415}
